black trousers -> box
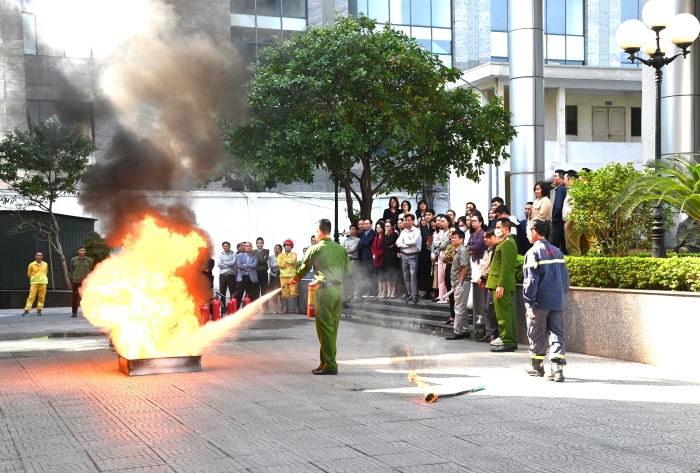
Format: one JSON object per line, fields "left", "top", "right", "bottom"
{"left": 235, "top": 275, "right": 259, "bottom": 307}
{"left": 418, "top": 251, "right": 432, "bottom": 293}
{"left": 550, "top": 221, "right": 567, "bottom": 254}
{"left": 219, "top": 274, "right": 237, "bottom": 306}
{"left": 71, "top": 282, "right": 82, "bottom": 313}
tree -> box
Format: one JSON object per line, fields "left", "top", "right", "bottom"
{"left": 76, "top": 231, "right": 113, "bottom": 266}
{"left": 224, "top": 14, "right": 516, "bottom": 220}
{"left": 567, "top": 162, "right": 673, "bottom": 256}
{"left": 611, "top": 155, "right": 700, "bottom": 222}
{"left": 0, "top": 122, "right": 97, "bottom": 289}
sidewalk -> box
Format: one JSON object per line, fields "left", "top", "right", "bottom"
{"left": 0, "top": 307, "right": 698, "bottom": 472}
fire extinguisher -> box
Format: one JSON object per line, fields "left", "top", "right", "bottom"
{"left": 201, "top": 303, "right": 211, "bottom": 325}
{"left": 307, "top": 282, "right": 318, "bottom": 318}
{"left": 212, "top": 298, "right": 221, "bottom": 321}
{"left": 228, "top": 298, "right": 237, "bottom": 315}
{"left": 243, "top": 294, "right": 251, "bottom": 308}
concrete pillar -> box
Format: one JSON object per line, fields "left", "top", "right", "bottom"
{"left": 508, "top": 0, "right": 545, "bottom": 219}
{"left": 0, "top": 0, "right": 29, "bottom": 137}
{"left": 660, "top": 0, "right": 700, "bottom": 159}
{"left": 556, "top": 87, "right": 567, "bottom": 164}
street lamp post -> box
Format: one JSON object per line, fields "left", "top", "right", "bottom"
{"left": 616, "top": 0, "right": 700, "bottom": 258}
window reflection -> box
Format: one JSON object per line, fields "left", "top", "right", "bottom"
{"left": 26, "top": 100, "right": 94, "bottom": 140}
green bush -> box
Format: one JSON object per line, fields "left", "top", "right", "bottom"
{"left": 515, "top": 254, "right": 700, "bottom": 292}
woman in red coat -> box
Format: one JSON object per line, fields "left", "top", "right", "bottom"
{"left": 371, "top": 220, "right": 386, "bottom": 298}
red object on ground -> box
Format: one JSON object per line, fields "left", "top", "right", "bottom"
{"left": 228, "top": 298, "right": 237, "bottom": 315}
{"left": 243, "top": 295, "right": 251, "bottom": 308}
{"left": 212, "top": 298, "right": 221, "bottom": 321}
{"left": 200, "top": 304, "right": 210, "bottom": 325}
{"left": 307, "top": 282, "right": 318, "bottom": 318}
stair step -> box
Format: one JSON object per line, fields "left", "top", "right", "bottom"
{"left": 343, "top": 306, "right": 451, "bottom": 323}
{"left": 341, "top": 310, "right": 458, "bottom": 335}
{"left": 346, "top": 301, "right": 451, "bottom": 318}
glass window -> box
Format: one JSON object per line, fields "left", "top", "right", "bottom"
{"left": 367, "top": 0, "right": 389, "bottom": 23}
{"left": 491, "top": 0, "right": 508, "bottom": 31}
{"left": 27, "top": 100, "right": 94, "bottom": 140}
{"left": 282, "top": 0, "right": 305, "bottom": 18}
{"left": 566, "top": 0, "right": 583, "bottom": 35}
{"left": 350, "top": 0, "right": 368, "bottom": 16}
{"left": 410, "top": 0, "right": 430, "bottom": 27}
{"left": 431, "top": 0, "right": 450, "bottom": 28}
{"left": 390, "top": 0, "right": 410, "bottom": 25}
{"left": 282, "top": 17, "right": 306, "bottom": 30}
{"left": 566, "top": 35, "right": 584, "bottom": 61}
{"left": 621, "top": 0, "right": 641, "bottom": 22}
{"left": 411, "top": 26, "right": 432, "bottom": 50}
{"left": 491, "top": 31, "right": 508, "bottom": 57}
{"left": 257, "top": 0, "right": 281, "bottom": 16}
{"left": 391, "top": 24, "right": 411, "bottom": 36}
{"left": 231, "top": 0, "right": 256, "bottom": 15}
{"left": 546, "top": 0, "right": 565, "bottom": 34}
{"left": 565, "top": 105, "right": 578, "bottom": 135}
{"left": 257, "top": 27, "right": 281, "bottom": 43}
{"left": 547, "top": 34, "right": 566, "bottom": 59}
{"left": 231, "top": 26, "right": 257, "bottom": 42}
{"left": 257, "top": 15, "right": 281, "bottom": 29}
{"left": 432, "top": 27, "right": 451, "bottom": 54}
{"left": 232, "top": 13, "right": 256, "bottom": 27}
{"left": 23, "top": 13, "right": 37, "bottom": 55}
{"left": 631, "top": 107, "right": 642, "bottom": 136}
{"left": 438, "top": 55, "right": 452, "bottom": 68}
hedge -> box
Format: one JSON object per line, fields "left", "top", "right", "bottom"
{"left": 514, "top": 254, "right": 700, "bottom": 292}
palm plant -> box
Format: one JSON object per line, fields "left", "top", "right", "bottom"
{"left": 612, "top": 155, "right": 700, "bottom": 222}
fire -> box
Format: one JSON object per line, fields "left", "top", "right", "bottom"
{"left": 81, "top": 216, "right": 208, "bottom": 359}
{"left": 406, "top": 348, "right": 438, "bottom": 402}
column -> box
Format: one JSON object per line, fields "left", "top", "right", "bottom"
{"left": 556, "top": 87, "right": 567, "bottom": 164}
{"left": 660, "top": 0, "right": 700, "bottom": 159}
{"left": 508, "top": 0, "right": 545, "bottom": 220}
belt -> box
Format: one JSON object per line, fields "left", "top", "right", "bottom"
{"left": 401, "top": 251, "right": 419, "bottom": 256}
{"left": 319, "top": 282, "right": 342, "bottom": 288}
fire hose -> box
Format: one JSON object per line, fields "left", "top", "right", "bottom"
{"left": 425, "top": 385, "right": 485, "bottom": 402}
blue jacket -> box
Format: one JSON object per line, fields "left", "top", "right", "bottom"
{"left": 522, "top": 239, "right": 570, "bottom": 311}
{"left": 552, "top": 185, "right": 567, "bottom": 223}
{"left": 359, "top": 229, "right": 375, "bottom": 261}
{"left": 236, "top": 252, "right": 259, "bottom": 282}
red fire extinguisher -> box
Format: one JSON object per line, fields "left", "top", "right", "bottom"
{"left": 212, "top": 298, "right": 221, "bottom": 321}
{"left": 228, "top": 298, "right": 237, "bottom": 315}
{"left": 307, "top": 282, "right": 318, "bottom": 318}
{"left": 243, "top": 294, "right": 251, "bottom": 308}
{"left": 201, "top": 303, "right": 210, "bottom": 325}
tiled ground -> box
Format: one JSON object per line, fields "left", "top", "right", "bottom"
{"left": 1, "top": 307, "right": 699, "bottom": 472}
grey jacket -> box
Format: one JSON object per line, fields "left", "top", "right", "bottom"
{"left": 343, "top": 236, "right": 360, "bottom": 260}
{"left": 218, "top": 251, "right": 237, "bottom": 276}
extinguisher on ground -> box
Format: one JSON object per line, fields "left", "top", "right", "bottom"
{"left": 212, "top": 298, "right": 221, "bottom": 321}
{"left": 243, "top": 294, "right": 251, "bottom": 308}
{"left": 200, "top": 303, "right": 211, "bottom": 325}
{"left": 307, "top": 282, "right": 318, "bottom": 318}
{"left": 228, "top": 298, "right": 238, "bottom": 315}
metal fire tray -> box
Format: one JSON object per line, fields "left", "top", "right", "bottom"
{"left": 118, "top": 355, "right": 201, "bottom": 376}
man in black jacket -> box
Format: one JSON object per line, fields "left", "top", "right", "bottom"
{"left": 550, "top": 170, "right": 568, "bottom": 253}
{"left": 358, "top": 219, "right": 376, "bottom": 296}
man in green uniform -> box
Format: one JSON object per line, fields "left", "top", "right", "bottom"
{"left": 486, "top": 218, "right": 518, "bottom": 352}
{"left": 290, "top": 219, "right": 351, "bottom": 375}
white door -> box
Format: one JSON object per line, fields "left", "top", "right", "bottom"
{"left": 592, "top": 107, "right": 626, "bottom": 142}
{"left": 592, "top": 107, "right": 609, "bottom": 142}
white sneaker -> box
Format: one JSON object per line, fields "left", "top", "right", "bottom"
{"left": 489, "top": 337, "right": 501, "bottom": 346}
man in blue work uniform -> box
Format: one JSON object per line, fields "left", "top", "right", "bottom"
{"left": 291, "top": 219, "right": 351, "bottom": 375}
{"left": 522, "top": 218, "right": 571, "bottom": 382}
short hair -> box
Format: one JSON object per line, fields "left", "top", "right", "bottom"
{"left": 447, "top": 209, "right": 456, "bottom": 216}
{"left": 256, "top": 237, "right": 264, "bottom": 243}
{"left": 581, "top": 167, "right": 592, "bottom": 173}
{"left": 527, "top": 218, "right": 549, "bottom": 236}
{"left": 495, "top": 217, "right": 512, "bottom": 230}
{"left": 401, "top": 200, "right": 412, "bottom": 211}
{"left": 310, "top": 235, "right": 317, "bottom": 240}
{"left": 274, "top": 244, "right": 283, "bottom": 251}
{"left": 316, "top": 219, "right": 332, "bottom": 235}
{"left": 404, "top": 213, "right": 415, "bottom": 221}
{"left": 77, "top": 245, "right": 86, "bottom": 250}
{"left": 494, "top": 204, "right": 510, "bottom": 216}
{"left": 426, "top": 208, "right": 435, "bottom": 215}
{"left": 471, "top": 211, "right": 484, "bottom": 225}
{"left": 349, "top": 223, "right": 359, "bottom": 232}
{"left": 566, "top": 169, "right": 578, "bottom": 179}
{"left": 484, "top": 229, "right": 496, "bottom": 238}
{"left": 418, "top": 199, "right": 428, "bottom": 209}
{"left": 451, "top": 229, "right": 465, "bottom": 240}
{"left": 466, "top": 201, "right": 476, "bottom": 209}
{"left": 375, "top": 219, "right": 385, "bottom": 230}
{"left": 457, "top": 216, "right": 467, "bottom": 226}
{"left": 384, "top": 221, "right": 394, "bottom": 230}
{"left": 35, "top": 251, "right": 43, "bottom": 256}
{"left": 554, "top": 169, "right": 566, "bottom": 179}
{"left": 491, "top": 197, "right": 504, "bottom": 205}
{"left": 526, "top": 201, "right": 533, "bottom": 206}
{"left": 534, "top": 181, "right": 552, "bottom": 196}
{"left": 365, "top": 218, "right": 373, "bottom": 224}
{"left": 222, "top": 241, "right": 231, "bottom": 247}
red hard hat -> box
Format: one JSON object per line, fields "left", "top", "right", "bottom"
{"left": 284, "top": 239, "right": 294, "bottom": 247}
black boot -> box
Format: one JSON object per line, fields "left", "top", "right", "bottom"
{"left": 547, "top": 360, "right": 565, "bottom": 382}
{"left": 523, "top": 358, "right": 545, "bottom": 377}
{"left": 295, "top": 297, "right": 301, "bottom": 314}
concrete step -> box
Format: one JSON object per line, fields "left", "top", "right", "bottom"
{"left": 341, "top": 308, "right": 457, "bottom": 335}
{"left": 346, "top": 298, "right": 452, "bottom": 322}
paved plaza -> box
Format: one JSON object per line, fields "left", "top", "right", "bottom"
{"left": 0, "top": 307, "right": 699, "bottom": 473}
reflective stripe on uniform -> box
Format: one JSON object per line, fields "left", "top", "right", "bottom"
{"left": 531, "top": 355, "right": 546, "bottom": 360}
{"left": 523, "top": 258, "right": 566, "bottom": 269}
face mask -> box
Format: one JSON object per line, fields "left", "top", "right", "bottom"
{"left": 494, "top": 228, "right": 503, "bottom": 237}
{"left": 459, "top": 226, "right": 467, "bottom": 232}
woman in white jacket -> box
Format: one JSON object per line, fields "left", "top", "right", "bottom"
{"left": 431, "top": 214, "right": 452, "bottom": 303}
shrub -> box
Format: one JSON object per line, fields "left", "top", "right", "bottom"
{"left": 515, "top": 255, "right": 700, "bottom": 292}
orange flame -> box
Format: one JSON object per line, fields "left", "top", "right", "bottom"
{"left": 81, "top": 216, "right": 208, "bottom": 359}
{"left": 406, "top": 348, "right": 437, "bottom": 402}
